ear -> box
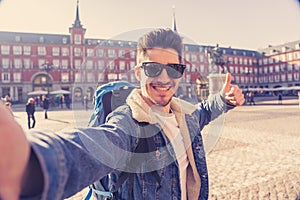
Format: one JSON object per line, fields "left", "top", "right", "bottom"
{"left": 134, "top": 66, "right": 141, "bottom": 81}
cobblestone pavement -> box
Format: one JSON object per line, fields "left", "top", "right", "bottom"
{"left": 12, "top": 99, "right": 300, "bottom": 200}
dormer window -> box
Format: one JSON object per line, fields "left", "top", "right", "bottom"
{"left": 62, "top": 37, "right": 67, "bottom": 44}
{"left": 75, "top": 34, "right": 81, "bottom": 45}
{"left": 15, "top": 35, "right": 21, "bottom": 42}
{"left": 39, "top": 36, "right": 44, "bottom": 43}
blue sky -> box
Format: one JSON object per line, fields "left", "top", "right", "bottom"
{"left": 0, "top": 0, "right": 299, "bottom": 50}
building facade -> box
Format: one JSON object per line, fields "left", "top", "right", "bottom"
{"left": 0, "top": 3, "right": 299, "bottom": 103}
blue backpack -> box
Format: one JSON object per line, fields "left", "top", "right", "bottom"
{"left": 85, "top": 81, "right": 161, "bottom": 200}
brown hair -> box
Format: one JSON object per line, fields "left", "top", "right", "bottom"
{"left": 136, "top": 28, "right": 183, "bottom": 64}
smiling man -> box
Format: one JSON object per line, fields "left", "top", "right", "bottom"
{"left": 0, "top": 28, "right": 244, "bottom": 200}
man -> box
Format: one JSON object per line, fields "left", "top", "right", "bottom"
{"left": 42, "top": 95, "right": 49, "bottom": 119}
{"left": 0, "top": 28, "right": 244, "bottom": 200}
{"left": 25, "top": 97, "right": 36, "bottom": 129}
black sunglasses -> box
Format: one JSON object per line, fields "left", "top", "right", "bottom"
{"left": 140, "top": 62, "right": 186, "bottom": 79}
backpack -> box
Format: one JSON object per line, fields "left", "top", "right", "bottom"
{"left": 85, "top": 81, "right": 161, "bottom": 200}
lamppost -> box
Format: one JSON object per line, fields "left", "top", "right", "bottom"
{"left": 42, "top": 61, "right": 53, "bottom": 96}
{"left": 244, "top": 67, "right": 252, "bottom": 104}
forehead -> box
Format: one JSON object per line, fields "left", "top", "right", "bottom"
{"left": 144, "top": 48, "right": 179, "bottom": 64}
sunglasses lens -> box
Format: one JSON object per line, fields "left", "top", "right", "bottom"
{"left": 143, "top": 63, "right": 162, "bottom": 77}
{"left": 142, "top": 62, "right": 185, "bottom": 78}
{"left": 166, "top": 64, "right": 185, "bottom": 79}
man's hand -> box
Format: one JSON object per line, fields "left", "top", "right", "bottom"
{"left": 0, "top": 101, "right": 30, "bottom": 200}
{"left": 221, "top": 73, "right": 245, "bottom": 106}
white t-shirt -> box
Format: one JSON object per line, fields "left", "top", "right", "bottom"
{"left": 153, "top": 110, "right": 189, "bottom": 200}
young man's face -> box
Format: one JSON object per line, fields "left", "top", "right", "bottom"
{"left": 135, "top": 48, "right": 182, "bottom": 107}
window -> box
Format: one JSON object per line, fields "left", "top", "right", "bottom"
{"left": 130, "top": 51, "right": 135, "bottom": 59}
{"left": 98, "top": 73, "right": 105, "bottom": 82}
{"left": 2, "top": 58, "right": 10, "bottom": 69}
{"left": 268, "top": 57, "right": 273, "bottom": 64}
{"left": 75, "top": 73, "right": 81, "bottom": 82}
{"left": 287, "top": 74, "right": 292, "bottom": 81}
{"left": 1, "top": 45, "right": 9, "bottom": 55}
{"left": 294, "top": 73, "right": 299, "bottom": 80}
{"left": 185, "top": 54, "right": 190, "bottom": 62}
{"left": 13, "top": 73, "right": 21, "bottom": 82}
{"left": 119, "top": 50, "right": 125, "bottom": 58}
{"left": 191, "top": 55, "right": 197, "bottom": 62}
{"left": 199, "top": 55, "right": 204, "bottom": 62}
{"left": 2, "top": 73, "right": 10, "bottom": 82}
{"left": 281, "top": 74, "right": 286, "bottom": 81}
{"left": 108, "top": 49, "right": 115, "bottom": 58}
{"left": 269, "top": 66, "right": 273, "bottom": 73}
{"left": 38, "top": 60, "right": 46, "bottom": 69}
{"left": 85, "top": 60, "right": 93, "bottom": 69}
{"left": 24, "top": 59, "right": 31, "bottom": 69}
{"left": 275, "top": 65, "right": 280, "bottom": 72}
{"left": 61, "top": 60, "right": 68, "bottom": 69}
{"left": 87, "top": 73, "right": 95, "bottom": 82}
{"left": 243, "top": 58, "right": 248, "bottom": 65}
{"left": 61, "top": 73, "right": 69, "bottom": 82}
{"left": 75, "top": 60, "right": 82, "bottom": 69}
{"left": 62, "top": 37, "right": 68, "bottom": 44}
{"left": 14, "top": 59, "right": 22, "bottom": 69}
{"left": 108, "top": 60, "right": 114, "bottom": 70}
{"left": 119, "top": 61, "right": 125, "bottom": 70}
{"left": 87, "top": 49, "right": 94, "bottom": 57}
{"left": 74, "top": 48, "right": 81, "bottom": 56}
{"left": 234, "top": 58, "right": 238, "bottom": 64}
{"left": 13, "top": 46, "right": 22, "bottom": 55}
{"left": 24, "top": 46, "right": 31, "bottom": 55}
{"left": 98, "top": 60, "right": 105, "bottom": 70}
{"left": 62, "top": 48, "right": 69, "bottom": 56}
{"left": 74, "top": 34, "right": 82, "bottom": 45}
{"left": 130, "top": 61, "right": 135, "bottom": 69}
{"left": 52, "top": 47, "right": 60, "bottom": 56}
{"left": 200, "top": 64, "right": 205, "bottom": 73}
{"left": 38, "top": 46, "right": 46, "bottom": 56}
{"left": 52, "top": 59, "right": 60, "bottom": 69}
{"left": 96, "top": 49, "right": 104, "bottom": 57}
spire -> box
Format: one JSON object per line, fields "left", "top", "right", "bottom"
{"left": 172, "top": 5, "right": 177, "bottom": 32}
{"left": 73, "top": 0, "right": 83, "bottom": 28}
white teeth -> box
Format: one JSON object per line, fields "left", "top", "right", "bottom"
{"left": 154, "top": 86, "right": 169, "bottom": 91}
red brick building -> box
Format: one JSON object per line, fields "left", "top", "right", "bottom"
{"left": 0, "top": 3, "right": 299, "bottom": 103}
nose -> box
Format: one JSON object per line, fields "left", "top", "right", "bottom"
{"left": 157, "top": 68, "right": 171, "bottom": 82}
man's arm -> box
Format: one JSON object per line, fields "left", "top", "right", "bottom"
{"left": 0, "top": 101, "right": 36, "bottom": 200}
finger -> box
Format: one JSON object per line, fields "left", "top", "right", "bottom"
{"left": 224, "top": 73, "right": 232, "bottom": 89}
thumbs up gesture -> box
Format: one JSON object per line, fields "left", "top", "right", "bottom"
{"left": 221, "top": 73, "right": 245, "bottom": 106}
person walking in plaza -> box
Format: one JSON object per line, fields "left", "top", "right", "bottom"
{"left": 249, "top": 91, "right": 255, "bottom": 105}
{"left": 25, "top": 97, "right": 36, "bottom": 129}
{"left": 42, "top": 95, "right": 49, "bottom": 119}
{"left": 278, "top": 92, "right": 283, "bottom": 104}
{"left": 0, "top": 28, "right": 245, "bottom": 200}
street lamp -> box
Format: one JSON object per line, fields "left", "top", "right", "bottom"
{"left": 244, "top": 67, "right": 252, "bottom": 104}
{"left": 42, "top": 61, "right": 53, "bottom": 95}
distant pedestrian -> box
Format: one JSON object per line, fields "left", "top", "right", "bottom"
{"left": 249, "top": 92, "right": 255, "bottom": 105}
{"left": 84, "top": 95, "right": 89, "bottom": 111}
{"left": 278, "top": 93, "right": 283, "bottom": 104}
{"left": 298, "top": 91, "right": 300, "bottom": 108}
{"left": 26, "top": 97, "right": 36, "bottom": 129}
{"left": 42, "top": 95, "right": 49, "bottom": 119}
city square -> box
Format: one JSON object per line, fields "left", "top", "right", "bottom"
{"left": 11, "top": 97, "right": 300, "bottom": 200}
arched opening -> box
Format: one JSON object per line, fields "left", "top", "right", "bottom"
{"left": 32, "top": 74, "right": 52, "bottom": 92}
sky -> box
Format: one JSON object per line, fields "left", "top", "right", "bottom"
{"left": 0, "top": 0, "right": 299, "bottom": 50}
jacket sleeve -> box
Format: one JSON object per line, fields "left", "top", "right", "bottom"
{"left": 24, "top": 108, "right": 137, "bottom": 200}
{"left": 196, "top": 92, "right": 235, "bottom": 130}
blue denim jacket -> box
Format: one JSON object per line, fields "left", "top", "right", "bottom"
{"left": 25, "top": 90, "right": 234, "bottom": 200}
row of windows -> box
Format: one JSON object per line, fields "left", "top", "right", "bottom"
{"left": 0, "top": 58, "right": 137, "bottom": 70}
{"left": 261, "top": 52, "right": 300, "bottom": 64}
{"left": 0, "top": 45, "right": 136, "bottom": 58}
